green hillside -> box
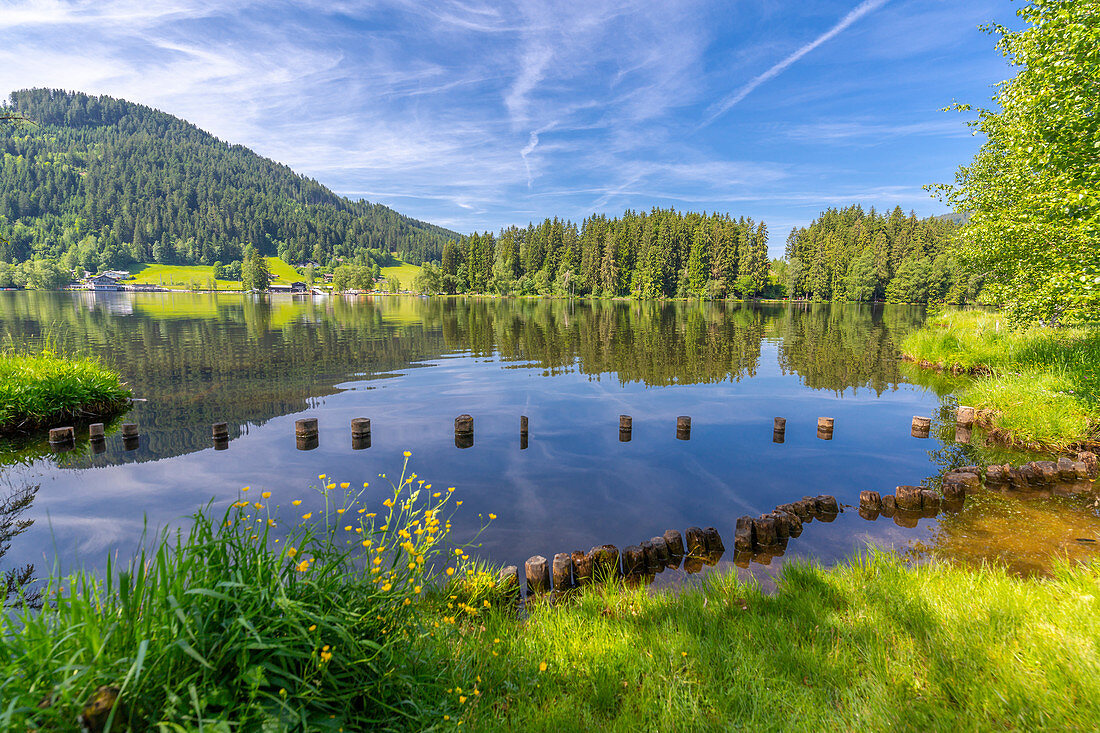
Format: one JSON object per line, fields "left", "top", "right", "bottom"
{"left": 0, "top": 89, "right": 458, "bottom": 272}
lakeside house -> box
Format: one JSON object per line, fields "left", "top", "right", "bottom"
{"left": 268, "top": 281, "right": 309, "bottom": 293}
{"left": 86, "top": 274, "right": 122, "bottom": 292}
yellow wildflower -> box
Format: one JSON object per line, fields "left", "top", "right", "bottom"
{"left": 292, "top": 500, "right": 302, "bottom": 506}
{"left": 403, "top": 450, "right": 411, "bottom": 457}
{"left": 261, "top": 491, "right": 271, "bottom": 499}
{"left": 302, "top": 512, "right": 313, "bottom": 520}
{"left": 539, "top": 662, "right": 547, "bottom": 672}
{"left": 295, "top": 560, "right": 310, "bottom": 572}
{"left": 340, "top": 482, "right": 349, "bottom": 489}
{"left": 287, "top": 547, "right": 298, "bottom": 558}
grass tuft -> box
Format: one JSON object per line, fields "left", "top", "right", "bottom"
{"left": 0, "top": 346, "right": 131, "bottom": 434}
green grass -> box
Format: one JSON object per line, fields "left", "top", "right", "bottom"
{"left": 6, "top": 454, "right": 1100, "bottom": 730}
{"left": 380, "top": 262, "right": 422, "bottom": 290}
{"left": 433, "top": 555, "right": 1100, "bottom": 731}
{"left": 0, "top": 347, "right": 131, "bottom": 434}
{"left": 0, "top": 459, "right": 463, "bottom": 730}
{"left": 900, "top": 310, "right": 1100, "bottom": 449}
{"left": 128, "top": 258, "right": 302, "bottom": 289}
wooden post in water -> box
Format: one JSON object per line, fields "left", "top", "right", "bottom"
{"left": 520, "top": 416, "right": 528, "bottom": 435}
{"left": 351, "top": 418, "right": 371, "bottom": 450}
{"left": 48, "top": 426, "right": 74, "bottom": 445}
{"left": 212, "top": 422, "right": 229, "bottom": 440}
{"left": 619, "top": 414, "right": 632, "bottom": 443}
{"left": 552, "top": 552, "right": 572, "bottom": 591}
{"left": 676, "top": 416, "right": 691, "bottom": 441}
{"left": 685, "top": 527, "right": 706, "bottom": 558}
{"left": 121, "top": 423, "right": 139, "bottom": 438}
{"left": 525, "top": 556, "right": 550, "bottom": 596}
{"left": 817, "top": 417, "right": 833, "bottom": 440}
{"left": 455, "top": 414, "right": 474, "bottom": 449}
{"left": 621, "top": 545, "right": 646, "bottom": 579}
{"left": 734, "top": 516, "right": 754, "bottom": 552}
{"left": 773, "top": 416, "right": 786, "bottom": 443}
{"left": 88, "top": 423, "right": 105, "bottom": 441}
{"left": 956, "top": 406, "right": 975, "bottom": 428}
{"left": 702, "top": 527, "right": 724, "bottom": 564}
{"left": 911, "top": 416, "right": 931, "bottom": 438}
{"left": 295, "top": 418, "right": 318, "bottom": 438}
{"left": 662, "top": 529, "right": 684, "bottom": 569}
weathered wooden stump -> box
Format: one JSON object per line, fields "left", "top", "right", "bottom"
{"left": 88, "top": 423, "right": 105, "bottom": 440}
{"left": 955, "top": 425, "right": 972, "bottom": 444}
{"left": 956, "top": 405, "right": 975, "bottom": 427}
{"left": 455, "top": 433, "right": 473, "bottom": 449}
{"left": 641, "top": 539, "right": 663, "bottom": 574}
{"left": 588, "top": 544, "right": 620, "bottom": 580}
{"left": 351, "top": 418, "right": 371, "bottom": 438}
{"left": 520, "top": 415, "right": 529, "bottom": 435}
{"left": 920, "top": 489, "right": 941, "bottom": 513}
{"left": 663, "top": 529, "right": 685, "bottom": 568}
{"left": 684, "top": 526, "right": 707, "bottom": 558}
{"left": 767, "top": 513, "right": 790, "bottom": 541}
{"left": 649, "top": 536, "right": 671, "bottom": 568}
{"left": 676, "top": 416, "right": 691, "bottom": 440}
{"left": 895, "top": 485, "right": 923, "bottom": 511}
{"left": 702, "top": 527, "right": 724, "bottom": 563}
{"left": 552, "top": 552, "right": 572, "bottom": 591}
{"left": 121, "top": 423, "right": 139, "bottom": 438}
{"left": 782, "top": 510, "right": 803, "bottom": 537}
{"left": 1056, "top": 456, "right": 1076, "bottom": 481}
{"left": 294, "top": 418, "right": 317, "bottom": 438}
{"left": 48, "top": 426, "right": 74, "bottom": 445}
{"left": 619, "top": 415, "right": 633, "bottom": 430}
{"left": 212, "top": 422, "right": 229, "bottom": 440}
{"left": 622, "top": 545, "right": 646, "bottom": 578}
{"left": 911, "top": 416, "right": 931, "bottom": 438}
{"left": 525, "top": 555, "right": 550, "bottom": 596}
{"left": 773, "top": 417, "right": 786, "bottom": 431}
{"left": 498, "top": 566, "right": 520, "bottom": 597}
{"left": 817, "top": 417, "right": 834, "bottom": 431}
{"left": 753, "top": 516, "right": 778, "bottom": 547}
{"left": 1079, "top": 451, "right": 1100, "bottom": 478}
{"left": 942, "top": 472, "right": 980, "bottom": 498}
{"left": 880, "top": 494, "right": 897, "bottom": 518}
{"left": 520, "top": 433, "right": 528, "bottom": 450}
{"left": 455, "top": 414, "right": 473, "bottom": 435}
{"left": 571, "top": 550, "right": 592, "bottom": 586}
{"left": 734, "top": 516, "right": 754, "bottom": 552}
{"left": 814, "top": 495, "right": 839, "bottom": 515}
{"left": 859, "top": 490, "right": 882, "bottom": 511}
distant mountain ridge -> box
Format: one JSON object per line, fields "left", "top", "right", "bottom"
{"left": 0, "top": 88, "right": 458, "bottom": 270}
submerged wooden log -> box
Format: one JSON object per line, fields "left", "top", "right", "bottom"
{"left": 663, "top": 529, "right": 685, "bottom": 568}
{"left": 552, "top": 552, "right": 572, "bottom": 591}
{"left": 525, "top": 556, "right": 550, "bottom": 596}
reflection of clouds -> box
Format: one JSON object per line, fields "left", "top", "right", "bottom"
{"left": 16, "top": 346, "right": 950, "bottom": 577}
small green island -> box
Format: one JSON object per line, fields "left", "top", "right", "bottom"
{"left": 1, "top": 0, "right": 1098, "bottom": 730}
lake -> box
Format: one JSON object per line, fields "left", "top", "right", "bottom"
{"left": 1, "top": 291, "right": 1094, "bottom": 585}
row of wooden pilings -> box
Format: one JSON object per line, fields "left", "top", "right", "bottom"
{"left": 284, "top": 409, "right": 967, "bottom": 450}
{"left": 47, "top": 422, "right": 140, "bottom": 453}
{"left": 499, "top": 494, "right": 843, "bottom": 599}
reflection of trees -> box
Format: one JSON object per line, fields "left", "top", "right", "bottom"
{"left": 773, "top": 303, "right": 926, "bottom": 395}
{"left": 1, "top": 483, "right": 40, "bottom": 607}
{"left": 0, "top": 293, "right": 922, "bottom": 467}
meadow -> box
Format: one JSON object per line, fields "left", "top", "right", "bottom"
{"left": 128, "top": 258, "right": 303, "bottom": 289}
{"left": 900, "top": 310, "right": 1100, "bottom": 450}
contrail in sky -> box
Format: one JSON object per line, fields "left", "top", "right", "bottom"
{"left": 704, "top": 0, "right": 889, "bottom": 125}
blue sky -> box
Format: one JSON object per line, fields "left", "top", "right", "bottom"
{"left": 1, "top": 0, "right": 1018, "bottom": 254}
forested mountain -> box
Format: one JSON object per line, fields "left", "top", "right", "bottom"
{"left": 0, "top": 89, "right": 457, "bottom": 271}
{"left": 418, "top": 208, "right": 773, "bottom": 298}
{"left": 784, "top": 205, "right": 973, "bottom": 303}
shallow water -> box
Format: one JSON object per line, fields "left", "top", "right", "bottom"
{"left": 0, "top": 291, "right": 1096, "bottom": 584}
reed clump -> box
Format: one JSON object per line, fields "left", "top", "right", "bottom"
{"left": 0, "top": 346, "right": 131, "bottom": 434}
{"left": 900, "top": 310, "right": 1100, "bottom": 449}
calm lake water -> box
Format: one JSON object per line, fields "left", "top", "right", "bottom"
{"left": 1, "top": 291, "right": 1095, "bottom": 584}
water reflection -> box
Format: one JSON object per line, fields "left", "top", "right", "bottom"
{"left": 0, "top": 292, "right": 1094, "bottom": 583}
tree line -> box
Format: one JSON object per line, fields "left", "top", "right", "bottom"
{"left": 0, "top": 89, "right": 456, "bottom": 273}
{"left": 783, "top": 205, "right": 969, "bottom": 304}
{"left": 415, "top": 208, "right": 774, "bottom": 298}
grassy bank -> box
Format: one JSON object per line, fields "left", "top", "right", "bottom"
{"left": 4, "top": 462, "right": 1100, "bottom": 730}
{"left": 900, "top": 310, "right": 1100, "bottom": 449}
{"left": 129, "top": 257, "right": 302, "bottom": 289}
{"left": 0, "top": 348, "right": 131, "bottom": 434}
